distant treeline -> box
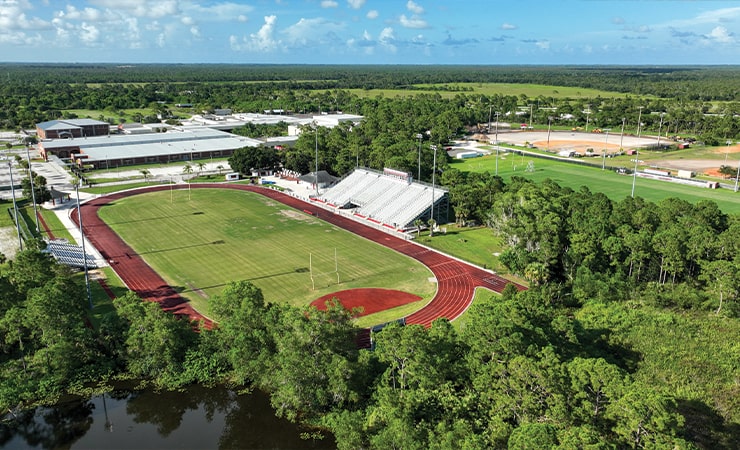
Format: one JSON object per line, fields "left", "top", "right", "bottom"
{"left": 1, "top": 63, "right": 739, "bottom": 100}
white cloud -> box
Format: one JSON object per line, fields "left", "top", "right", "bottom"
{"left": 190, "top": 25, "right": 201, "bottom": 38}
{"left": 0, "top": 0, "right": 50, "bottom": 30}
{"left": 366, "top": 10, "right": 378, "bottom": 20}
{"left": 231, "top": 15, "right": 279, "bottom": 52}
{"left": 58, "top": 5, "right": 105, "bottom": 22}
{"left": 79, "top": 22, "right": 100, "bottom": 44}
{"left": 501, "top": 23, "right": 517, "bottom": 30}
{"left": 706, "top": 26, "right": 734, "bottom": 44}
{"left": 89, "top": 0, "right": 180, "bottom": 19}
{"left": 400, "top": 14, "right": 427, "bottom": 29}
{"left": 536, "top": 40, "right": 550, "bottom": 50}
{"left": 694, "top": 7, "right": 740, "bottom": 24}
{"left": 321, "top": 0, "right": 338, "bottom": 8}
{"left": 282, "top": 17, "right": 345, "bottom": 47}
{"left": 379, "top": 26, "right": 396, "bottom": 52}
{"left": 406, "top": 1, "right": 424, "bottom": 15}
{"left": 347, "top": 0, "right": 366, "bottom": 9}
{"left": 181, "top": 16, "right": 195, "bottom": 26}
{"left": 184, "top": 2, "right": 254, "bottom": 22}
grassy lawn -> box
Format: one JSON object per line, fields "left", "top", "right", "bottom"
{"left": 97, "top": 188, "right": 435, "bottom": 319}
{"left": 415, "top": 224, "right": 505, "bottom": 271}
{"left": 454, "top": 152, "right": 740, "bottom": 214}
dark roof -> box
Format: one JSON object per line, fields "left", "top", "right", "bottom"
{"left": 298, "top": 170, "right": 338, "bottom": 184}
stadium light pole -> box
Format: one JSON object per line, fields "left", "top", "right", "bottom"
{"left": 620, "top": 117, "right": 626, "bottom": 149}
{"left": 314, "top": 123, "right": 319, "bottom": 196}
{"left": 602, "top": 129, "right": 611, "bottom": 170}
{"left": 8, "top": 161, "right": 23, "bottom": 251}
{"left": 416, "top": 133, "right": 423, "bottom": 181}
{"left": 585, "top": 105, "right": 591, "bottom": 133}
{"left": 431, "top": 144, "right": 437, "bottom": 223}
{"left": 25, "top": 144, "right": 40, "bottom": 233}
{"left": 631, "top": 151, "right": 640, "bottom": 198}
{"left": 75, "top": 185, "right": 93, "bottom": 310}
{"left": 546, "top": 116, "right": 553, "bottom": 151}
{"left": 636, "top": 106, "right": 644, "bottom": 139}
{"left": 487, "top": 105, "right": 492, "bottom": 133}
{"left": 657, "top": 113, "right": 665, "bottom": 149}
{"left": 725, "top": 140, "right": 731, "bottom": 164}
{"left": 494, "top": 112, "right": 500, "bottom": 176}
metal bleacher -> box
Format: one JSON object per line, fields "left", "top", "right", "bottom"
{"left": 46, "top": 239, "right": 97, "bottom": 269}
{"left": 320, "top": 167, "right": 448, "bottom": 229}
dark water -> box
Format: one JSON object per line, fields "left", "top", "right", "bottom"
{"left": 0, "top": 385, "right": 335, "bottom": 450}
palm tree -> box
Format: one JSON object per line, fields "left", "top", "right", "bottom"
{"left": 216, "top": 164, "right": 224, "bottom": 175}
{"left": 414, "top": 219, "right": 423, "bottom": 238}
{"left": 427, "top": 218, "right": 436, "bottom": 237}
{"left": 140, "top": 169, "right": 151, "bottom": 182}
{"left": 197, "top": 162, "right": 206, "bottom": 176}
{"left": 182, "top": 163, "right": 193, "bottom": 178}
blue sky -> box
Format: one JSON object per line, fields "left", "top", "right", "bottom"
{"left": 0, "top": 0, "right": 738, "bottom": 64}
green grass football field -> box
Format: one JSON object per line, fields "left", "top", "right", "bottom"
{"left": 96, "top": 188, "right": 435, "bottom": 317}
{"left": 454, "top": 153, "right": 740, "bottom": 214}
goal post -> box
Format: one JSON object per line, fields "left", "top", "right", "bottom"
{"left": 309, "top": 248, "right": 340, "bottom": 290}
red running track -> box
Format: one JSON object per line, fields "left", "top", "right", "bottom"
{"left": 75, "top": 184, "right": 524, "bottom": 328}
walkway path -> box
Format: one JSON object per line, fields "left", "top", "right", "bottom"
{"left": 75, "top": 183, "right": 524, "bottom": 330}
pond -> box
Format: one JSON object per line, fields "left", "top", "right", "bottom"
{"left": 0, "top": 385, "right": 335, "bottom": 449}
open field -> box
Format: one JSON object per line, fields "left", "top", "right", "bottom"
{"left": 347, "top": 82, "right": 642, "bottom": 99}
{"left": 454, "top": 152, "right": 740, "bottom": 214}
{"left": 96, "top": 188, "right": 435, "bottom": 316}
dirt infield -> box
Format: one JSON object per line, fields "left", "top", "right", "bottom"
{"left": 311, "top": 288, "right": 421, "bottom": 317}
{"left": 77, "top": 184, "right": 525, "bottom": 329}
{"left": 531, "top": 139, "right": 622, "bottom": 153}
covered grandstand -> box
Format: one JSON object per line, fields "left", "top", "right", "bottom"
{"left": 316, "top": 167, "right": 448, "bottom": 231}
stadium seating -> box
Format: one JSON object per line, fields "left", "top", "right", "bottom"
{"left": 46, "top": 240, "right": 97, "bottom": 269}
{"left": 320, "top": 168, "right": 447, "bottom": 229}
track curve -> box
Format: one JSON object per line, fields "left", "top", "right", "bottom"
{"left": 75, "top": 184, "right": 524, "bottom": 328}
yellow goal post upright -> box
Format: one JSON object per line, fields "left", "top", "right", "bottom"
{"left": 309, "top": 248, "right": 340, "bottom": 290}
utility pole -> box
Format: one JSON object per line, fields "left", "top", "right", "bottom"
{"left": 657, "top": 113, "right": 665, "bottom": 149}
{"left": 620, "top": 117, "right": 626, "bottom": 150}
{"left": 416, "top": 133, "right": 423, "bottom": 181}
{"left": 636, "top": 106, "right": 644, "bottom": 139}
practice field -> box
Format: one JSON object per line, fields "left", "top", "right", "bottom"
{"left": 454, "top": 153, "right": 740, "bottom": 214}
{"left": 96, "top": 188, "right": 435, "bottom": 316}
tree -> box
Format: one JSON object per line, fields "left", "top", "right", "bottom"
{"left": 113, "top": 292, "right": 197, "bottom": 384}
{"left": 414, "top": 218, "right": 423, "bottom": 238}
{"left": 699, "top": 259, "right": 739, "bottom": 315}
{"left": 196, "top": 162, "right": 205, "bottom": 175}
{"left": 228, "top": 146, "right": 281, "bottom": 175}
{"left": 139, "top": 169, "right": 151, "bottom": 182}
{"left": 718, "top": 165, "right": 737, "bottom": 179}
{"left": 264, "top": 300, "right": 360, "bottom": 422}
{"left": 182, "top": 163, "right": 193, "bottom": 179}
{"left": 21, "top": 172, "right": 51, "bottom": 203}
